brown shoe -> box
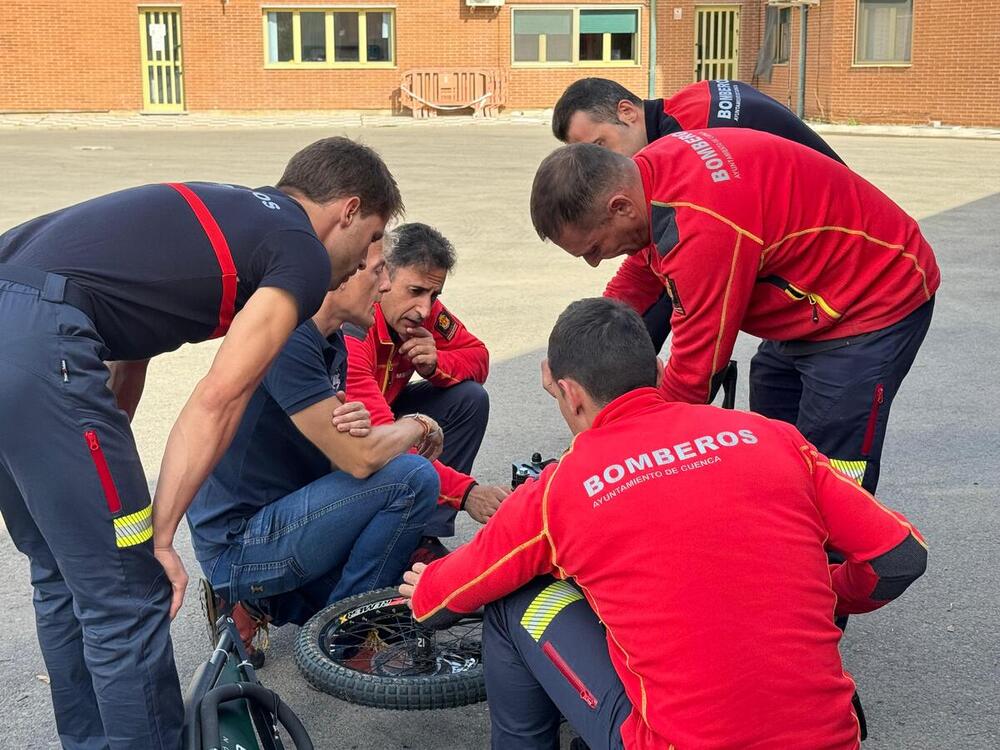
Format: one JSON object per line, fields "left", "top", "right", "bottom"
{"left": 199, "top": 579, "right": 269, "bottom": 669}
{"left": 231, "top": 601, "right": 269, "bottom": 670}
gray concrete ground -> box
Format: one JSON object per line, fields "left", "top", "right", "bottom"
{"left": 1, "top": 123, "right": 999, "bottom": 748}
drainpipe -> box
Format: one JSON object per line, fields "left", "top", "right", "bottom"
{"left": 648, "top": 0, "right": 657, "bottom": 98}
{"left": 797, "top": 4, "right": 808, "bottom": 118}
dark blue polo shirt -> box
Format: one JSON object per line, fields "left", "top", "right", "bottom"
{"left": 0, "top": 182, "right": 331, "bottom": 360}
{"left": 187, "top": 322, "right": 348, "bottom": 561}
{"left": 644, "top": 80, "right": 844, "bottom": 164}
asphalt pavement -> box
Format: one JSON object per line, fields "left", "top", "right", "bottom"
{"left": 0, "top": 124, "right": 998, "bottom": 749}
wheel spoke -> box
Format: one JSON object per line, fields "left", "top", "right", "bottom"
{"left": 319, "top": 601, "right": 482, "bottom": 677}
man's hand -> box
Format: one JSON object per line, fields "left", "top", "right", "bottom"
{"left": 154, "top": 544, "right": 189, "bottom": 620}
{"left": 403, "top": 413, "right": 444, "bottom": 462}
{"left": 400, "top": 327, "right": 438, "bottom": 379}
{"left": 399, "top": 562, "right": 428, "bottom": 609}
{"left": 541, "top": 359, "right": 559, "bottom": 399}
{"left": 464, "top": 484, "right": 510, "bottom": 524}
{"left": 331, "top": 391, "right": 371, "bottom": 436}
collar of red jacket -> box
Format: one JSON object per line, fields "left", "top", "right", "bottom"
{"left": 634, "top": 154, "right": 655, "bottom": 248}
{"left": 372, "top": 303, "right": 394, "bottom": 347}
{"left": 590, "top": 386, "right": 665, "bottom": 430}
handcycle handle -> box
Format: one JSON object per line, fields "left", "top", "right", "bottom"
{"left": 721, "top": 360, "right": 738, "bottom": 410}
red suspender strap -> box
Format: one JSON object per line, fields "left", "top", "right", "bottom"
{"left": 165, "top": 182, "right": 238, "bottom": 338}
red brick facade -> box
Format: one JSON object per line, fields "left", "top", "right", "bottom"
{"left": 1, "top": 1, "right": 996, "bottom": 125}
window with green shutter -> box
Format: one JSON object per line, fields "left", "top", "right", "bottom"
{"left": 514, "top": 10, "right": 573, "bottom": 62}
{"left": 511, "top": 6, "right": 640, "bottom": 67}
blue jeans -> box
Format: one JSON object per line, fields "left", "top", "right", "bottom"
{"left": 205, "top": 453, "right": 438, "bottom": 626}
{"left": 392, "top": 379, "right": 490, "bottom": 537}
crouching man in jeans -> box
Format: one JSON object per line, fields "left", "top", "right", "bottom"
{"left": 188, "top": 238, "right": 441, "bottom": 666}
{"left": 400, "top": 298, "right": 927, "bottom": 750}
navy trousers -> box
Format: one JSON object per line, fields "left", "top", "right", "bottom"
{"left": 750, "top": 298, "right": 934, "bottom": 493}
{"left": 391, "top": 379, "right": 489, "bottom": 537}
{"left": 0, "top": 272, "right": 182, "bottom": 750}
{"left": 483, "top": 576, "right": 631, "bottom": 750}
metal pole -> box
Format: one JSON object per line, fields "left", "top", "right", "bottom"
{"left": 797, "top": 5, "right": 809, "bottom": 118}
{"left": 648, "top": 0, "right": 658, "bottom": 98}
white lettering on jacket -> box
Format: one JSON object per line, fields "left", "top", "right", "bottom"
{"left": 583, "top": 429, "right": 757, "bottom": 497}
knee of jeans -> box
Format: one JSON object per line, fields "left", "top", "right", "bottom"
{"left": 410, "top": 460, "right": 441, "bottom": 518}
{"left": 388, "top": 454, "right": 440, "bottom": 504}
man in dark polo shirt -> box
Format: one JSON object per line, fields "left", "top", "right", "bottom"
{"left": 188, "top": 238, "right": 441, "bottom": 665}
{"left": 0, "top": 137, "right": 400, "bottom": 749}
{"left": 551, "top": 77, "right": 843, "bottom": 352}
{"left": 553, "top": 77, "right": 842, "bottom": 163}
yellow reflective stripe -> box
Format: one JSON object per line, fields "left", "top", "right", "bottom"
{"left": 829, "top": 459, "right": 867, "bottom": 485}
{"left": 520, "top": 580, "right": 584, "bottom": 641}
{"left": 114, "top": 503, "right": 153, "bottom": 548}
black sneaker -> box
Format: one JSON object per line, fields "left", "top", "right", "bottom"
{"left": 408, "top": 536, "right": 451, "bottom": 567}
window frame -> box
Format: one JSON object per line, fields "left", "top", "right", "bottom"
{"left": 772, "top": 7, "right": 790, "bottom": 65}
{"left": 262, "top": 6, "right": 396, "bottom": 69}
{"left": 510, "top": 5, "right": 642, "bottom": 68}
{"left": 853, "top": 0, "right": 913, "bottom": 67}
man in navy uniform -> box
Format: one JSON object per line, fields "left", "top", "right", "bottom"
{"left": 0, "top": 136, "right": 401, "bottom": 749}
{"left": 188, "top": 238, "right": 442, "bottom": 666}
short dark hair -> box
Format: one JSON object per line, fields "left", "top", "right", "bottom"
{"left": 386, "top": 222, "right": 456, "bottom": 275}
{"left": 552, "top": 78, "right": 642, "bottom": 142}
{"left": 530, "top": 143, "right": 633, "bottom": 242}
{"left": 548, "top": 297, "right": 657, "bottom": 406}
{"left": 278, "top": 136, "right": 403, "bottom": 221}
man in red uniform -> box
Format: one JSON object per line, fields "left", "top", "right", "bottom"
{"left": 528, "top": 132, "right": 939, "bottom": 494}
{"left": 346, "top": 223, "right": 509, "bottom": 559}
{"left": 401, "top": 297, "right": 927, "bottom": 750}
{"left": 553, "top": 77, "right": 843, "bottom": 352}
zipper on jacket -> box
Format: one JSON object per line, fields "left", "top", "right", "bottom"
{"left": 861, "top": 384, "right": 885, "bottom": 457}
{"left": 84, "top": 430, "right": 122, "bottom": 514}
{"left": 807, "top": 295, "right": 820, "bottom": 323}
{"left": 542, "top": 641, "right": 598, "bottom": 709}
{"left": 761, "top": 275, "right": 841, "bottom": 323}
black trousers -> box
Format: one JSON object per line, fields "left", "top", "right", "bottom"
{"left": 750, "top": 298, "right": 934, "bottom": 493}
{"left": 392, "top": 379, "right": 489, "bottom": 537}
{"left": 483, "top": 576, "right": 631, "bottom": 750}
{"left": 0, "top": 270, "right": 182, "bottom": 750}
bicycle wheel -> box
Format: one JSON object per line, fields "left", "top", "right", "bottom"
{"left": 294, "top": 587, "right": 486, "bottom": 710}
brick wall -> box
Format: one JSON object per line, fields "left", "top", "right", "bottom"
{"left": 0, "top": 1, "right": 140, "bottom": 111}
{"left": 653, "top": 1, "right": 760, "bottom": 97}
{"left": 752, "top": 0, "right": 1000, "bottom": 127}
{"left": 1, "top": 0, "right": 997, "bottom": 125}
{"left": 0, "top": 0, "right": 650, "bottom": 112}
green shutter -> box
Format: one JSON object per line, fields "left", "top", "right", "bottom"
{"left": 514, "top": 10, "right": 572, "bottom": 36}
{"left": 579, "top": 10, "right": 637, "bottom": 35}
